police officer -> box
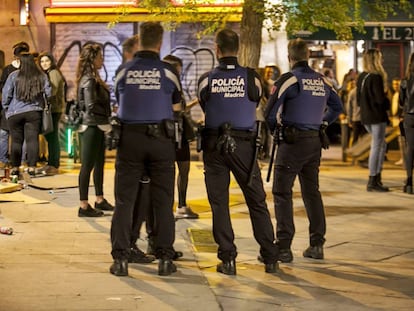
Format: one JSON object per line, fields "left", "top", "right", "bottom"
{"left": 265, "top": 38, "right": 342, "bottom": 263}
{"left": 197, "top": 29, "right": 278, "bottom": 275}
{"left": 110, "top": 22, "right": 182, "bottom": 277}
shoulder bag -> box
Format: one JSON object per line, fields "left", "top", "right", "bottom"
{"left": 41, "top": 93, "right": 54, "bottom": 135}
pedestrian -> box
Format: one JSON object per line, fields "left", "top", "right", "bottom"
{"left": 114, "top": 33, "right": 155, "bottom": 264}
{"left": 1, "top": 52, "right": 52, "bottom": 177}
{"left": 399, "top": 52, "right": 414, "bottom": 194}
{"left": 38, "top": 52, "right": 66, "bottom": 175}
{"left": 265, "top": 38, "right": 342, "bottom": 262}
{"left": 197, "top": 28, "right": 279, "bottom": 275}
{"left": 110, "top": 22, "right": 182, "bottom": 277}
{"left": 76, "top": 43, "right": 114, "bottom": 217}
{"left": 356, "top": 48, "right": 390, "bottom": 192}
{"left": 346, "top": 77, "right": 367, "bottom": 146}
{"left": 0, "top": 41, "right": 30, "bottom": 168}
{"left": 163, "top": 54, "right": 199, "bottom": 220}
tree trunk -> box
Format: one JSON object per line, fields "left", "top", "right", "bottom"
{"left": 239, "top": 0, "right": 265, "bottom": 68}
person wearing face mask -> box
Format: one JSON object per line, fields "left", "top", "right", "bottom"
{"left": 37, "top": 52, "right": 67, "bottom": 175}
{"left": 0, "top": 42, "right": 30, "bottom": 168}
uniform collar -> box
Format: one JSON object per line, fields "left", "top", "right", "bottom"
{"left": 218, "top": 57, "right": 239, "bottom": 70}
{"left": 134, "top": 50, "right": 160, "bottom": 59}
{"left": 292, "top": 61, "right": 310, "bottom": 70}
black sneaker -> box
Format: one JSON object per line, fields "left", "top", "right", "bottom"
{"left": 95, "top": 199, "right": 114, "bottom": 211}
{"left": 128, "top": 245, "right": 155, "bottom": 264}
{"left": 78, "top": 204, "right": 104, "bottom": 217}
{"left": 303, "top": 245, "right": 324, "bottom": 259}
{"left": 279, "top": 249, "right": 293, "bottom": 263}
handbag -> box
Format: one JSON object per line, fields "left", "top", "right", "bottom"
{"left": 41, "top": 94, "right": 54, "bottom": 135}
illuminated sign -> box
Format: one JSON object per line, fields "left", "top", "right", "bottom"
{"left": 50, "top": 0, "right": 243, "bottom": 7}
{"left": 50, "top": 1, "right": 137, "bottom": 7}
{"left": 171, "top": 0, "right": 243, "bottom": 6}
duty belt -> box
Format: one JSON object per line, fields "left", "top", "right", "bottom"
{"left": 203, "top": 128, "right": 255, "bottom": 140}
{"left": 295, "top": 129, "right": 319, "bottom": 138}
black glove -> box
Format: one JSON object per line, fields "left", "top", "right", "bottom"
{"left": 105, "top": 116, "right": 121, "bottom": 150}
{"left": 319, "top": 121, "right": 330, "bottom": 150}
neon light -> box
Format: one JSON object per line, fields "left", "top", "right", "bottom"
{"left": 50, "top": 1, "right": 137, "bottom": 7}
{"left": 171, "top": 0, "right": 243, "bottom": 6}
{"left": 67, "top": 128, "right": 72, "bottom": 154}
{"left": 49, "top": 0, "right": 243, "bottom": 8}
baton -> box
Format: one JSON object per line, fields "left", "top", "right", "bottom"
{"left": 266, "top": 131, "right": 278, "bottom": 183}
{"left": 247, "top": 121, "right": 262, "bottom": 187}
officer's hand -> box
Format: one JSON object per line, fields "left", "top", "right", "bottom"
{"left": 105, "top": 116, "right": 121, "bottom": 150}
{"left": 319, "top": 121, "right": 330, "bottom": 150}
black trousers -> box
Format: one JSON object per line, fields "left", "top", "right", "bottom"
{"left": 203, "top": 135, "right": 278, "bottom": 263}
{"left": 111, "top": 126, "right": 176, "bottom": 260}
{"left": 78, "top": 126, "right": 105, "bottom": 200}
{"left": 8, "top": 110, "right": 41, "bottom": 167}
{"left": 273, "top": 136, "right": 326, "bottom": 249}
{"left": 403, "top": 114, "right": 414, "bottom": 179}
{"left": 44, "top": 112, "right": 62, "bottom": 168}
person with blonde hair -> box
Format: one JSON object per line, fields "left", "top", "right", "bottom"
{"left": 399, "top": 52, "right": 414, "bottom": 193}
{"left": 357, "top": 48, "right": 390, "bottom": 192}
{"left": 76, "top": 43, "right": 113, "bottom": 217}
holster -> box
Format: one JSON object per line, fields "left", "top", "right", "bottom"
{"left": 282, "top": 126, "right": 297, "bottom": 144}
{"left": 216, "top": 123, "right": 237, "bottom": 154}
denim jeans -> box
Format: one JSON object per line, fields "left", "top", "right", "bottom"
{"left": 0, "top": 129, "right": 9, "bottom": 163}
{"left": 364, "top": 122, "right": 387, "bottom": 176}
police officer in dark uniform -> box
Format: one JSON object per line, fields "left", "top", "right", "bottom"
{"left": 197, "top": 29, "right": 279, "bottom": 275}
{"left": 109, "top": 22, "right": 182, "bottom": 277}
{"left": 265, "top": 38, "right": 342, "bottom": 263}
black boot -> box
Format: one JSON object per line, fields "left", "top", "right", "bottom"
{"left": 216, "top": 258, "right": 236, "bottom": 275}
{"left": 110, "top": 259, "right": 128, "bottom": 276}
{"left": 404, "top": 177, "right": 413, "bottom": 194}
{"left": 158, "top": 258, "right": 177, "bottom": 276}
{"left": 375, "top": 174, "right": 389, "bottom": 191}
{"left": 367, "top": 176, "right": 388, "bottom": 192}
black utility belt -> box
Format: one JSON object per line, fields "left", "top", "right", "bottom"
{"left": 203, "top": 128, "right": 255, "bottom": 139}
{"left": 281, "top": 126, "right": 319, "bottom": 144}
{"left": 122, "top": 120, "right": 175, "bottom": 139}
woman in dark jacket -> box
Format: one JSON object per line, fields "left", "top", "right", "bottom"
{"left": 76, "top": 43, "right": 113, "bottom": 217}
{"left": 399, "top": 52, "right": 414, "bottom": 194}
{"left": 38, "top": 52, "right": 66, "bottom": 175}
{"left": 1, "top": 52, "right": 51, "bottom": 176}
{"left": 357, "top": 49, "right": 390, "bottom": 192}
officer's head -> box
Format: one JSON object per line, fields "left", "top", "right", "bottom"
{"left": 215, "top": 29, "right": 239, "bottom": 58}
{"left": 163, "top": 54, "right": 183, "bottom": 75}
{"left": 139, "top": 22, "right": 163, "bottom": 53}
{"left": 287, "top": 38, "right": 309, "bottom": 65}
{"left": 122, "top": 34, "right": 140, "bottom": 62}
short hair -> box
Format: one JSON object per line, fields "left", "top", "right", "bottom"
{"left": 122, "top": 34, "right": 139, "bottom": 54}
{"left": 215, "top": 29, "right": 239, "bottom": 55}
{"left": 288, "top": 38, "right": 309, "bottom": 62}
{"left": 163, "top": 54, "right": 183, "bottom": 69}
{"left": 13, "top": 41, "right": 30, "bottom": 56}
{"left": 139, "top": 22, "right": 163, "bottom": 49}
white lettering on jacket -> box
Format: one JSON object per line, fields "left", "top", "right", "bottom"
{"left": 302, "top": 78, "right": 325, "bottom": 96}
{"left": 211, "top": 76, "right": 245, "bottom": 98}
{"left": 126, "top": 69, "right": 161, "bottom": 89}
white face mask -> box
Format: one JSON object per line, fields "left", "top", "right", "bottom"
{"left": 11, "top": 59, "right": 20, "bottom": 69}
{"left": 40, "top": 56, "right": 52, "bottom": 71}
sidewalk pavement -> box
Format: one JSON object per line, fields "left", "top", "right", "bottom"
{"left": 0, "top": 146, "right": 413, "bottom": 311}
